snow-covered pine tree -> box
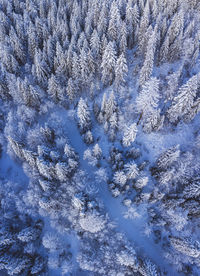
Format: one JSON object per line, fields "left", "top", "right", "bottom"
{"left": 139, "top": 28, "right": 157, "bottom": 86}
{"left": 159, "top": 34, "right": 169, "bottom": 64}
{"left": 125, "top": 0, "right": 134, "bottom": 48}
{"left": 80, "top": 48, "right": 90, "bottom": 87}
{"left": 156, "top": 145, "right": 180, "bottom": 170}
{"left": 92, "top": 144, "right": 102, "bottom": 159}
{"left": 47, "top": 74, "right": 63, "bottom": 102}
{"left": 33, "top": 50, "right": 50, "bottom": 88}
{"left": 77, "top": 98, "right": 91, "bottom": 132}
{"left": 101, "top": 41, "right": 117, "bottom": 86}
{"left": 165, "top": 65, "right": 183, "bottom": 101}
{"left": 183, "top": 179, "right": 200, "bottom": 199}
{"left": 108, "top": 2, "right": 121, "bottom": 42}
{"left": 138, "top": 0, "right": 150, "bottom": 54}
{"left": 115, "top": 53, "right": 128, "bottom": 91}
{"left": 168, "top": 74, "right": 199, "bottom": 123}
{"left": 66, "top": 78, "right": 77, "bottom": 102}
{"left": 170, "top": 236, "right": 200, "bottom": 258}
{"left": 104, "top": 91, "right": 117, "bottom": 121}
{"left": 136, "top": 77, "right": 162, "bottom": 132}
{"left": 119, "top": 21, "right": 128, "bottom": 54}
{"left": 90, "top": 29, "right": 100, "bottom": 60}
{"left": 122, "top": 123, "right": 138, "bottom": 147}
{"left": 125, "top": 162, "right": 139, "bottom": 179}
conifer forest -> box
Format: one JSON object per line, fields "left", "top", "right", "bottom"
{"left": 0, "top": 0, "right": 200, "bottom": 275}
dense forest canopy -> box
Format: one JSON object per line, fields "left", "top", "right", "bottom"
{"left": 0, "top": 0, "right": 200, "bottom": 275}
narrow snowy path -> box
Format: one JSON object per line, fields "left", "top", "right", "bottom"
{"left": 63, "top": 111, "right": 182, "bottom": 276}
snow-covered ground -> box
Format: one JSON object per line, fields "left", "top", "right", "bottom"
{"left": 59, "top": 109, "right": 186, "bottom": 275}
{"left": 1, "top": 99, "right": 196, "bottom": 275}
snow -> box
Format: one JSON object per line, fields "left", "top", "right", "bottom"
{"left": 137, "top": 115, "right": 198, "bottom": 162}
{"left": 0, "top": 78, "right": 196, "bottom": 276}
{"left": 0, "top": 151, "right": 28, "bottom": 185}
{"left": 54, "top": 108, "right": 184, "bottom": 275}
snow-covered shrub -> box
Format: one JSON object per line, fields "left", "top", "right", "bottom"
{"left": 79, "top": 212, "right": 106, "bottom": 233}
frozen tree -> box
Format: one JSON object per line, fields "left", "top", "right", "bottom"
{"left": 17, "top": 226, "right": 40, "bottom": 242}
{"left": 159, "top": 34, "right": 169, "bottom": 64}
{"left": 66, "top": 78, "right": 77, "bottom": 102}
{"left": 168, "top": 9, "right": 184, "bottom": 46}
{"left": 101, "top": 41, "right": 117, "bottom": 85}
{"left": 95, "top": 168, "right": 108, "bottom": 183}
{"left": 168, "top": 74, "right": 199, "bottom": 122}
{"left": 9, "top": 26, "right": 26, "bottom": 64}
{"left": 135, "top": 176, "right": 148, "bottom": 189}
{"left": 92, "top": 144, "right": 102, "bottom": 159}
{"left": 47, "top": 74, "right": 63, "bottom": 102}
{"left": 31, "top": 256, "right": 46, "bottom": 275}
{"left": 77, "top": 98, "right": 91, "bottom": 132}
{"left": 125, "top": 162, "right": 139, "bottom": 179}
{"left": 7, "top": 136, "right": 24, "bottom": 160}
{"left": 64, "top": 143, "right": 77, "bottom": 159}
{"left": 115, "top": 53, "right": 128, "bottom": 90}
{"left": 108, "top": 2, "right": 121, "bottom": 41}
{"left": 109, "top": 112, "right": 118, "bottom": 130}
{"left": 84, "top": 130, "right": 94, "bottom": 145}
{"left": 183, "top": 179, "right": 200, "bottom": 199}
{"left": 90, "top": 29, "right": 100, "bottom": 60}
{"left": 79, "top": 212, "right": 106, "bottom": 233}
{"left": 138, "top": 1, "right": 150, "bottom": 53}
{"left": 104, "top": 91, "right": 117, "bottom": 121}
{"left": 119, "top": 21, "right": 128, "bottom": 54}
{"left": 122, "top": 123, "right": 138, "bottom": 147}
{"left": 136, "top": 77, "right": 163, "bottom": 132}
{"left": 80, "top": 48, "right": 90, "bottom": 87}
{"left": 43, "top": 232, "right": 61, "bottom": 252}
{"left": 165, "top": 65, "right": 183, "bottom": 101}
{"left": 28, "top": 22, "right": 38, "bottom": 60}
{"left": 83, "top": 149, "right": 97, "bottom": 166}
{"left": 126, "top": 0, "right": 135, "bottom": 48}
{"left": 71, "top": 52, "right": 81, "bottom": 81}
{"left": 55, "top": 162, "right": 69, "bottom": 181}
{"left": 124, "top": 206, "right": 141, "bottom": 219}
{"left": 139, "top": 29, "right": 157, "bottom": 86}
{"left": 33, "top": 50, "right": 50, "bottom": 88}
{"left": 157, "top": 145, "right": 180, "bottom": 170}
{"left": 142, "top": 259, "right": 159, "bottom": 276}
{"left": 116, "top": 248, "right": 138, "bottom": 270}
{"left": 113, "top": 171, "right": 127, "bottom": 187}
{"left": 5, "top": 256, "right": 30, "bottom": 275}
{"left": 170, "top": 237, "right": 200, "bottom": 258}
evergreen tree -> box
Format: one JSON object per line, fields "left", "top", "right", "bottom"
{"left": 90, "top": 29, "right": 100, "bottom": 60}
{"left": 156, "top": 145, "right": 180, "bottom": 170}
{"left": 108, "top": 2, "right": 121, "bottom": 41}
{"left": 77, "top": 98, "right": 91, "bottom": 132}
{"left": 119, "top": 21, "right": 128, "bottom": 54}
{"left": 136, "top": 77, "right": 160, "bottom": 127}
{"left": 122, "top": 123, "right": 138, "bottom": 147}
{"left": 115, "top": 53, "right": 128, "bottom": 90}
{"left": 101, "top": 41, "right": 117, "bottom": 86}
{"left": 138, "top": 0, "right": 150, "bottom": 54}
{"left": 139, "top": 29, "right": 157, "bottom": 86}
{"left": 47, "top": 74, "right": 63, "bottom": 102}
{"left": 92, "top": 144, "right": 102, "bottom": 159}
{"left": 104, "top": 91, "right": 117, "bottom": 121}
{"left": 66, "top": 78, "right": 77, "bottom": 102}
{"left": 33, "top": 50, "right": 50, "bottom": 88}
{"left": 168, "top": 74, "right": 199, "bottom": 123}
